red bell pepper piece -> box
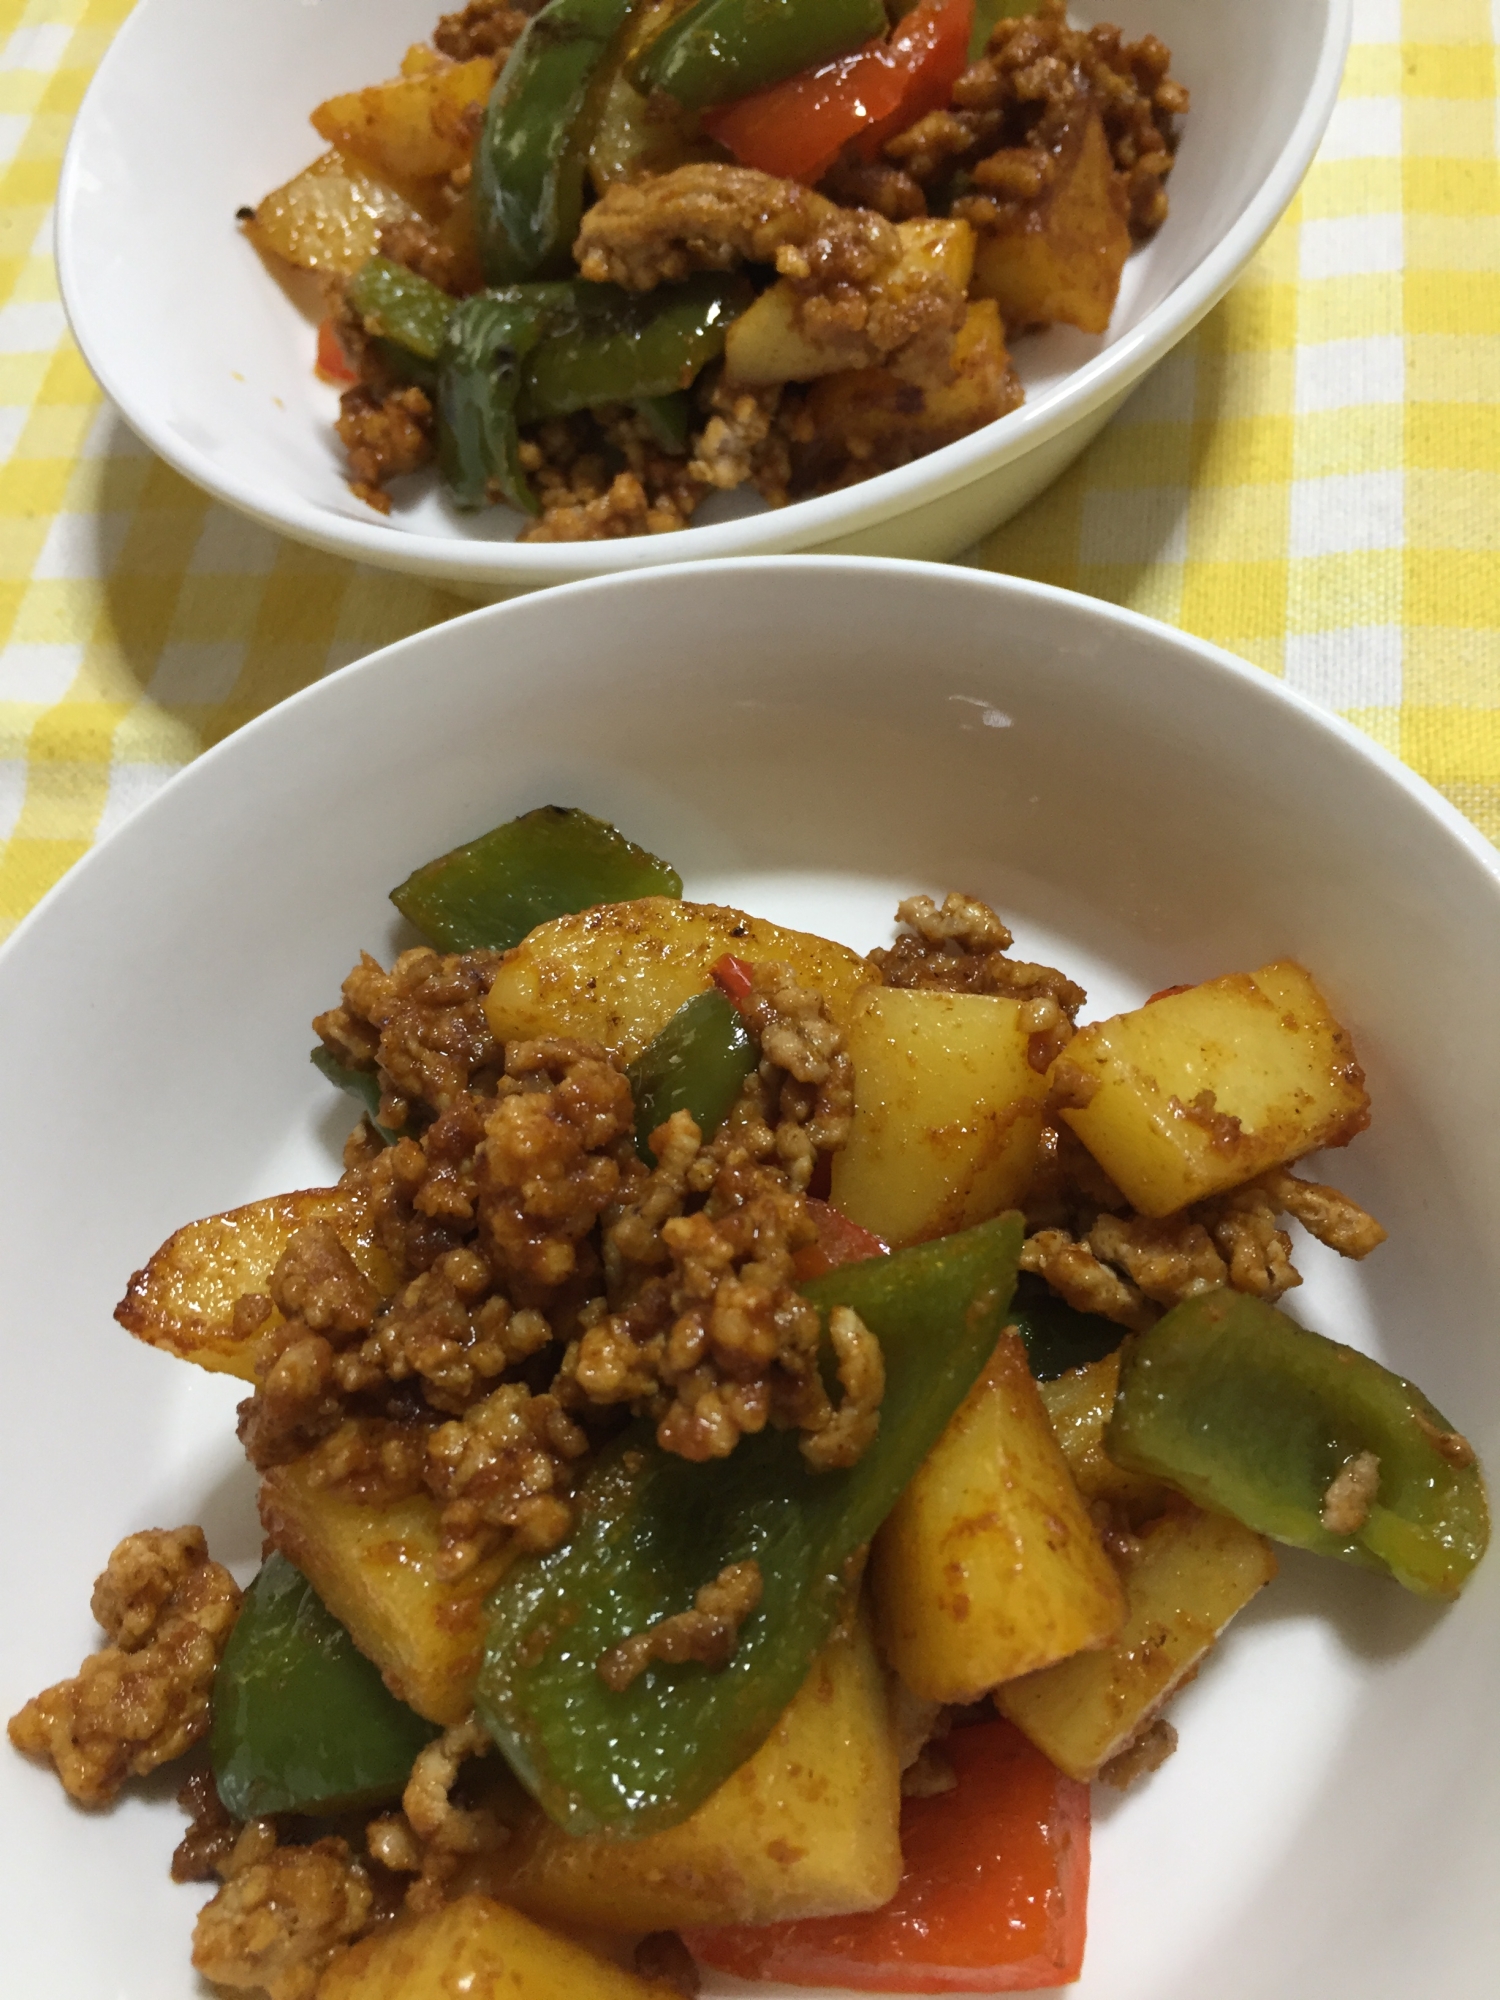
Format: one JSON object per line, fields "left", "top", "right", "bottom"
{"left": 703, "top": 0, "right": 973, "bottom": 186}
{"left": 793, "top": 1198, "right": 890, "bottom": 1282}
{"left": 315, "top": 317, "right": 358, "bottom": 385}
{"left": 709, "top": 951, "right": 756, "bottom": 1005}
{"left": 687, "top": 1717, "right": 1090, "bottom": 1991}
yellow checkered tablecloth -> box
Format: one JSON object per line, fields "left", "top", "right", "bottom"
{"left": 1, "top": 0, "right": 1497, "bottom": 940}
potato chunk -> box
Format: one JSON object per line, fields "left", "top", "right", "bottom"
{"left": 1056, "top": 960, "right": 1371, "bottom": 1218}
{"left": 725, "top": 217, "right": 975, "bottom": 387}
{"left": 483, "top": 897, "right": 871, "bottom": 1065}
{"left": 872, "top": 1332, "right": 1125, "bottom": 1703}
{"left": 970, "top": 105, "right": 1129, "bottom": 334}
{"left": 830, "top": 987, "right": 1048, "bottom": 1247}
{"left": 320, "top": 1895, "right": 681, "bottom": 2000}
{"left": 258, "top": 1448, "right": 512, "bottom": 1725}
{"left": 486, "top": 1611, "right": 901, "bottom": 1930}
{"left": 115, "top": 1187, "right": 393, "bottom": 1383}
{"left": 1039, "top": 1352, "right": 1175, "bottom": 1522}
{"left": 312, "top": 54, "right": 496, "bottom": 184}
{"left": 995, "top": 1505, "right": 1277, "bottom": 1780}
{"left": 245, "top": 149, "right": 424, "bottom": 277}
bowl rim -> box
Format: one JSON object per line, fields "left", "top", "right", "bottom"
{"left": 54, "top": 0, "right": 1354, "bottom": 584}
{"left": 3, "top": 553, "right": 1493, "bottom": 977}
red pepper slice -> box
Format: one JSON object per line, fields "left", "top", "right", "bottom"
{"left": 793, "top": 1198, "right": 890, "bottom": 1282}
{"left": 687, "top": 1717, "right": 1090, "bottom": 1991}
{"left": 709, "top": 951, "right": 756, "bottom": 1005}
{"left": 316, "top": 317, "right": 358, "bottom": 385}
{"left": 703, "top": 0, "right": 973, "bottom": 186}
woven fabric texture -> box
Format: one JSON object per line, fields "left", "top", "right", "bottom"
{"left": 1, "top": 0, "right": 1497, "bottom": 939}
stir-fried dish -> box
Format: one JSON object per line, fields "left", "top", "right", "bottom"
{"left": 11, "top": 806, "right": 1488, "bottom": 1998}
{"left": 243, "top": 0, "right": 1188, "bottom": 537}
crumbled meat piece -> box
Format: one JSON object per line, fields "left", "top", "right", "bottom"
{"left": 336, "top": 383, "right": 435, "bottom": 514}
{"left": 1045, "top": 1058, "right": 1099, "bottom": 1113}
{"left": 373, "top": 1717, "right": 506, "bottom": 1915}
{"left": 518, "top": 405, "right": 711, "bottom": 541}
{"left": 1099, "top": 1717, "right": 1178, "bottom": 1789}
{"left": 1257, "top": 1167, "right": 1387, "bottom": 1259}
{"left": 574, "top": 163, "right": 901, "bottom": 297}
{"left": 8, "top": 1527, "right": 242, "bottom": 1806}
{"left": 821, "top": 154, "right": 928, "bottom": 221}
{"left": 1321, "top": 1451, "right": 1381, "bottom": 1535}
{"left": 598, "top": 1560, "right": 763, "bottom": 1692}
{"left": 1021, "top": 1227, "right": 1157, "bottom": 1333}
{"left": 173, "top": 1767, "right": 242, "bottom": 1882}
{"left": 688, "top": 377, "right": 792, "bottom": 505}
{"left": 735, "top": 960, "right": 856, "bottom": 1181}
{"left": 376, "top": 214, "right": 466, "bottom": 293}
{"left": 1197, "top": 1184, "right": 1301, "bottom": 1303}
{"left": 433, "top": 0, "right": 539, "bottom": 63}
{"left": 874, "top": 894, "right": 1087, "bottom": 1017}
{"left": 191, "top": 1821, "right": 375, "bottom": 2000}
{"left": 425, "top": 1381, "right": 587, "bottom": 1577}
{"left": 1088, "top": 1211, "right": 1228, "bottom": 1307}
{"left": 800, "top": 1304, "right": 884, "bottom": 1471}
{"left": 315, "top": 945, "right": 505, "bottom": 1131}
{"left": 268, "top": 1221, "right": 380, "bottom": 1336}
{"left": 635, "top": 1931, "right": 702, "bottom": 1998}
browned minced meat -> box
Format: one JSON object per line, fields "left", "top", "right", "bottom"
{"left": 433, "top": 0, "right": 541, "bottom": 64}
{"left": 902, "top": 0, "right": 1187, "bottom": 240}
{"left": 174, "top": 1766, "right": 243, "bottom": 1882}
{"left": 516, "top": 407, "right": 712, "bottom": 543}
{"left": 1321, "top": 1450, "right": 1381, "bottom": 1535}
{"left": 873, "top": 892, "right": 1088, "bottom": 1037}
{"left": 335, "top": 384, "right": 435, "bottom": 515}
{"left": 245, "top": 955, "right": 867, "bottom": 1581}
{"left": 598, "top": 1560, "right": 764, "bottom": 1692}
{"left": 364, "top": 1717, "right": 505, "bottom": 1915}
{"left": 8, "top": 1527, "right": 241, "bottom": 1807}
{"left": 635, "top": 1931, "right": 703, "bottom": 1999}
{"left": 821, "top": 154, "right": 929, "bottom": 224}
{"left": 192, "top": 1820, "right": 375, "bottom": 2000}
{"left": 687, "top": 374, "right": 795, "bottom": 509}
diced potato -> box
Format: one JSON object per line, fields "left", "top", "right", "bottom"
{"left": 114, "top": 1186, "right": 393, "bottom": 1383}
{"left": 245, "top": 148, "right": 423, "bottom": 276}
{"left": 1038, "top": 1352, "right": 1176, "bottom": 1523}
{"left": 725, "top": 218, "right": 976, "bottom": 387}
{"left": 319, "top": 1895, "right": 680, "bottom": 2000}
{"left": 258, "top": 1445, "right": 512, "bottom": 1725}
{"left": 830, "top": 987, "right": 1049, "bottom": 1247}
{"left": 995, "top": 1505, "right": 1278, "bottom": 1780}
{"left": 872, "top": 1332, "right": 1126, "bottom": 1703}
{"left": 485, "top": 1611, "right": 901, "bottom": 1930}
{"left": 312, "top": 55, "right": 496, "bottom": 185}
{"left": 798, "top": 300, "right": 1022, "bottom": 477}
{"left": 970, "top": 105, "right": 1130, "bottom": 334}
{"left": 483, "top": 897, "right": 871, "bottom": 1065}
{"left": 1056, "top": 960, "right": 1372, "bottom": 1217}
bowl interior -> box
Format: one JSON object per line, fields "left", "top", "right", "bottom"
{"left": 0, "top": 559, "right": 1496, "bottom": 1996}
{"left": 56, "top": 0, "right": 1335, "bottom": 576}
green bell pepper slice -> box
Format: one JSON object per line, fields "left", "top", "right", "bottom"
{"left": 309, "top": 1045, "right": 398, "bottom": 1146}
{"left": 1009, "top": 1271, "right": 1125, "bottom": 1382}
{"left": 968, "top": 0, "right": 1035, "bottom": 63}
{"left": 633, "top": 0, "right": 887, "bottom": 113}
{"left": 211, "top": 1553, "right": 438, "bottom": 1820}
{"left": 626, "top": 986, "right": 758, "bottom": 1160}
{"left": 476, "top": 0, "right": 636, "bottom": 285}
{"left": 634, "top": 390, "right": 694, "bottom": 453}
{"left": 436, "top": 290, "right": 562, "bottom": 513}
{"left": 349, "top": 255, "right": 455, "bottom": 362}
{"left": 1107, "top": 1289, "right": 1490, "bottom": 1600}
{"left": 514, "top": 273, "right": 751, "bottom": 422}
{"left": 475, "top": 1213, "right": 1023, "bottom": 1834}
{"left": 391, "top": 804, "right": 682, "bottom": 954}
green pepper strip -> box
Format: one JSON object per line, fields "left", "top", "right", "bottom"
{"left": 212, "top": 1554, "right": 438, "bottom": 1820}
{"left": 1009, "top": 1271, "right": 1125, "bottom": 1382}
{"left": 1107, "top": 1289, "right": 1491, "bottom": 1601}
{"left": 634, "top": 390, "right": 694, "bottom": 454}
{"left": 391, "top": 804, "right": 682, "bottom": 955}
{"left": 476, "top": 0, "right": 637, "bottom": 284}
{"left": 626, "top": 987, "right": 757, "bottom": 1161}
{"left": 967, "top": 0, "right": 1035, "bottom": 63}
{"left": 309, "top": 1046, "right": 398, "bottom": 1147}
{"left": 349, "top": 255, "right": 455, "bottom": 360}
{"left": 634, "top": 0, "right": 888, "bottom": 112}
{"left": 437, "top": 291, "right": 561, "bottom": 513}
{"left": 476, "top": 1213, "right": 1022, "bottom": 1835}
{"left": 515, "top": 274, "right": 751, "bottom": 422}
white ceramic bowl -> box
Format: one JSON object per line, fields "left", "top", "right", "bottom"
{"left": 0, "top": 558, "right": 1496, "bottom": 1997}
{"left": 56, "top": 0, "right": 1350, "bottom": 594}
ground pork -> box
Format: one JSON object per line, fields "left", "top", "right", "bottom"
{"left": 314, "top": 945, "right": 506, "bottom": 1133}
{"left": 597, "top": 1559, "right": 764, "bottom": 1692}
{"left": 191, "top": 1821, "right": 375, "bottom": 2000}
{"left": 1321, "top": 1451, "right": 1381, "bottom": 1535}
{"left": 432, "top": 0, "right": 540, "bottom": 64}
{"left": 335, "top": 384, "right": 435, "bottom": 515}
{"left": 365, "top": 1716, "right": 505, "bottom": 1914}
{"left": 873, "top": 893, "right": 1088, "bottom": 1032}
{"left": 515, "top": 406, "right": 713, "bottom": 541}
{"left": 688, "top": 374, "right": 794, "bottom": 505}
{"left": 8, "top": 1527, "right": 242, "bottom": 1807}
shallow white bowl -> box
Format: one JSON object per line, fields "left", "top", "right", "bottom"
{"left": 1, "top": 559, "right": 1496, "bottom": 1998}
{"left": 56, "top": 0, "right": 1350, "bottom": 593}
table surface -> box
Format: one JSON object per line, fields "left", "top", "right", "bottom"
{"left": 1, "top": 0, "right": 1496, "bottom": 944}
